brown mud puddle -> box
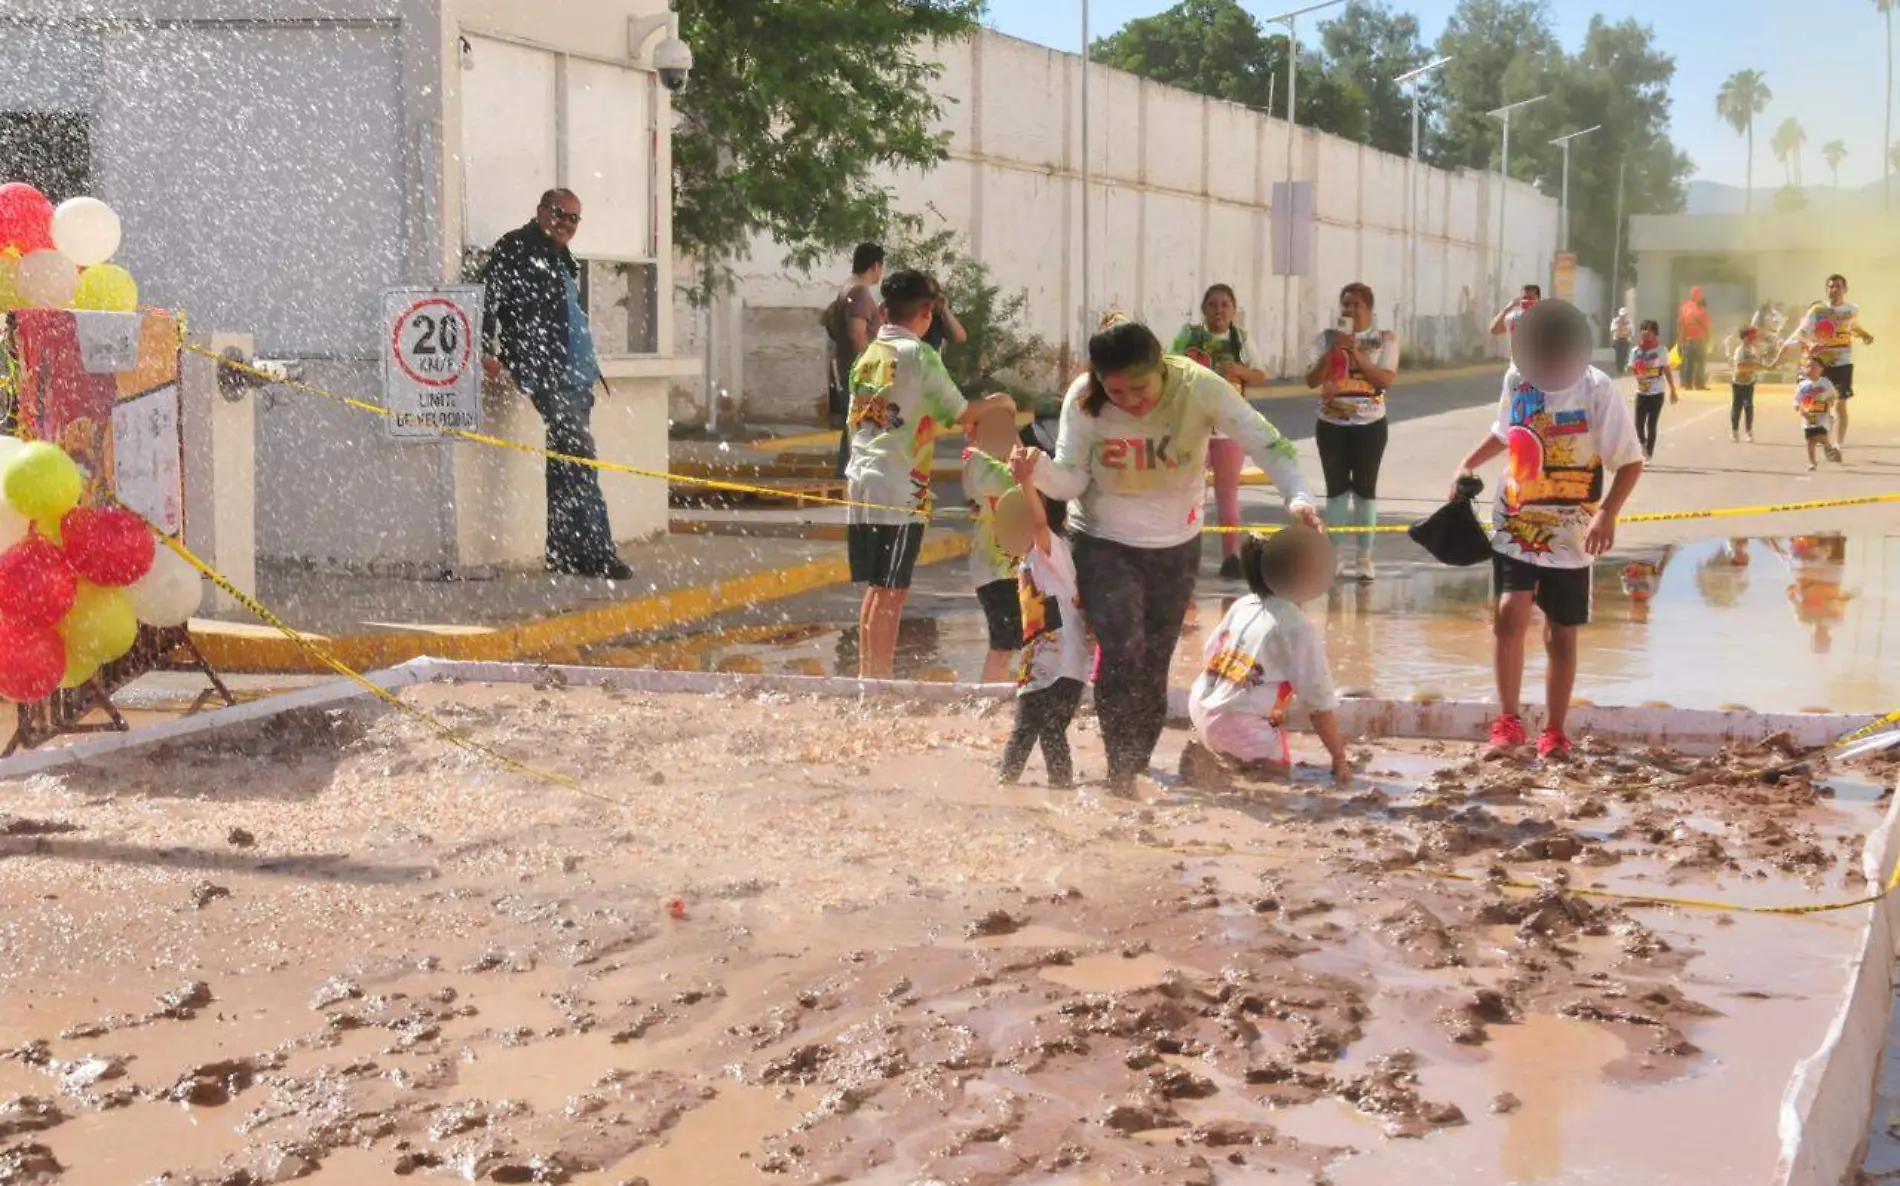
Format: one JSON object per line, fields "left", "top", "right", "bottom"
{"left": 0, "top": 683, "right": 1892, "bottom": 1184}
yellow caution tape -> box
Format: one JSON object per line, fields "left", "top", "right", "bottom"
{"left": 181, "top": 343, "right": 1900, "bottom": 538}
{"left": 129, "top": 512, "right": 608, "bottom": 798}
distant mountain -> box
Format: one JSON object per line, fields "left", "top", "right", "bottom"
{"left": 1685, "top": 178, "right": 1888, "bottom": 215}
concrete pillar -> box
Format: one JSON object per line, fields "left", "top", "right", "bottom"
{"left": 183, "top": 333, "right": 258, "bottom": 614}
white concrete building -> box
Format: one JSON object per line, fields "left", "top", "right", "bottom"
{"left": 1, "top": 0, "right": 697, "bottom": 573}
{"left": 686, "top": 30, "right": 1564, "bottom": 427}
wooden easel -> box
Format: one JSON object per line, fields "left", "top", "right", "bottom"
{"left": 3, "top": 624, "right": 235, "bottom": 757}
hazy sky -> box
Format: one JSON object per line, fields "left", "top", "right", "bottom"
{"left": 982, "top": 0, "right": 1896, "bottom": 190}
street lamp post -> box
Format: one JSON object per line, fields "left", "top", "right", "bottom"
{"left": 1395, "top": 55, "right": 1452, "bottom": 350}
{"left": 1609, "top": 156, "right": 1627, "bottom": 322}
{"left": 1486, "top": 94, "right": 1547, "bottom": 311}
{"left": 1549, "top": 124, "right": 1601, "bottom": 255}
{"left": 1265, "top": 0, "right": 1345, "bottom": 374}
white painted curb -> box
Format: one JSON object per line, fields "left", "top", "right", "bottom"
{"left": 1777, "top": 781, "right": 1900, "bottom": 1186}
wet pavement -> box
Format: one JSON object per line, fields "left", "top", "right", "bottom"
{"left": 588, "top": 530, "right": 1900, "bottom": 716}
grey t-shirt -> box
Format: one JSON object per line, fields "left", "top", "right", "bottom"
{"left": 829, "top": 283, "right": 882, "bottom": 387}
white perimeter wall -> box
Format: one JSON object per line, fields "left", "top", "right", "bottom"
{"left": 684, "top": 30, "right": 1561, "bottom": 424}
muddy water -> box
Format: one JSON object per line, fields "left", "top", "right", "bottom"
{"left": 0, "top": 685, "right": 1893, "bottom": 1185}
{"left": 628, "top": 532, "right": 1899, "bottom": 714}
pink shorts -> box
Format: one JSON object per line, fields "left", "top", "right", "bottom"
{"left": 1189, "top": 702, "right": 1292, "bottom": 766}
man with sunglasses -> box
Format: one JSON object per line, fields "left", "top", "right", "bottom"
{"left": 481, "top": 188, "right": 632, "bottom": 581}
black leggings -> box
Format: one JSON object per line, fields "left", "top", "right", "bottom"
{"left": 1000, "top": 677, "right": 1085, "bottom": 787}
{"left": 1314, "top": 418, "right": 1389, "bottom": 499}
{"left": 1731, "top": 384, "right": 1755, "bottom": 432}
{"left": 1073, "top": 533, "right": 1200, "bottom": 787}
{"left": 1635, "top": 393, "right": 1665, "bottom": 454}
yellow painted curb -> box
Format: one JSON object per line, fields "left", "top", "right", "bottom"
{"left": 192, "top": 532, "right": 973, "bottom": 674}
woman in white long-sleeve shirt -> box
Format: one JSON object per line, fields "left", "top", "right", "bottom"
{"left": 1013, "top": 319, "right": 1321, "bottom": 794}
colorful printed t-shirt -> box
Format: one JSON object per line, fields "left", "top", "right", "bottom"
{"left": 961, "top": 447, "right": 1020, "bottom": 586}
{"left": 1795, "top": 377, "right": 1839, "bottom": 429}
{"left": 845, "top": 326, "right": 968, "bottom": 526}
{"left": 1629, "top": 344, "right": 1668, "bottom": 396}
{"left": 1032, "top": 356, "right": 1311, "bottom": 549}
{"left": 1794, "top": 302, "right": 1869, "bottom": 368}
{"left": 1303, "top": 327, "right": 1400, "bottom": 426}
{"left": 1731, "top": 342, "right": 1769, "bottom": 386}
{"left": 1016, "top": 533, "right": 1091, "bottom": 695}
{"left": 1489, "top": 365, "right": 1643, "bottom": 570}
{"left": 1187, "top": 594, "right": 1337, "bottom": 763}
{"left": 1171, "top": 323, "right": 1256, "bottom": 383}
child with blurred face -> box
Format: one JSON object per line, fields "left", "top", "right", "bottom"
{"left": 1181, "top": 527, "right": 1350, "bottom": 790}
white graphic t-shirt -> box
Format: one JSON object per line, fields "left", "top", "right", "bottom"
{"left": 1188, "top": 594, "right": 1338, "bottom": 763}
{"left": 960, "top": 447, "right": 1020, "bottom": 586}
{"left": 1016, "top": 534, "right": 1091, "bottom": 695}
{"left": 845, "top": 326, "right": 968, "bottom": 526}
{"left": 1304, "top": 326, "right": 1400, "bottom": 426}
{"left": 1628, "top": 344, "right": 1669, "bottom": 396}
{"left": 1794, "top": 302, "right": 1867, "bottom": 368}
{"left": 1489, "top": 366, "right": 1644, "bottom": 570}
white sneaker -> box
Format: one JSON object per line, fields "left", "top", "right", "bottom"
{"left": 1730, "top": 429, "right": 1739, "bottom": 442}
{"left": 1745, "top": 431, "right": 1754, "bottom": 443}
{"left": 1808, "top": 460, "right": 1819, "bottom": 471}
{"left": 1354, "top": 555, "right": 1376, "bottom": 583}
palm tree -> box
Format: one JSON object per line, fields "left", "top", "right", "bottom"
{"left": 1772, "top": 116, "right": 1808, "bottom": 186}
{"left": 1879, "top": 0, "right": 1894, "bottom": 207}
{"left": 1717, "top": 70, "right": 1773, "bottom": 211}
{"left": 1823, "top": 139, "right": 1849, "bottom": 187}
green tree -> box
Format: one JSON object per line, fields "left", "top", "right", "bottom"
{"left": 671, "top": 0, "right": 981, "bottom": 287}
{"left": 1716, "top": 69, "right": 1773, "bottom": 212}
{"left": 1317, "top": 2, "right": 1432, "bottom": 158}
{"left": 1090, "top": 0, "right": 1368, "bottom": 140}
{"left": 1774, "top": 183, "right": 1809, "bottom": 213}
{"left": 1771, "top": 116, "right": 1807, "bottom": 186}
{"left": 1431, "top": 0, "right": 1562, "bottom": 170}
{"left": 888, "top": 224, "right": 1048, "bottom": 403}
{"left": 1823, "top": 139, "right": 1849, "bottom": 187}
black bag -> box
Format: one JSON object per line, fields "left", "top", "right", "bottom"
{"left": 1408, "top": 475, "right": 1493, "bottom": 567}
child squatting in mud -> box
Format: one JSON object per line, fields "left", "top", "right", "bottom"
{"left": 1178, "top": 526, "right": 1351, "bottom": 789}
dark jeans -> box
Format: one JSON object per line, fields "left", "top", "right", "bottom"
{"left": 1073, "top": 533, "right": 1201, "bottom": 787}
{"left": 1635, "top": 392, "right": 1665, "bottom": 455}
{"left": 528, "top": 384, "right": 618, "bottom": 573}
{"left": 1613, "top": 339, "right": 1631, "bottom": 374}
{"left": 1681, "top": 339, "right": 1708, "bottom": 388}
{"left": 1731, "top": 384, "right": 1756, "bottom": 432}
{"left": 1000, "top": 677, "right": 1085, "bottom": 787}
{"left": 1314, "top": 418, "right": 1389, "bottom": 499}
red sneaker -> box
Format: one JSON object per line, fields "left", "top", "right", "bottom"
{"left": 1487, "top": 714, "right": 1528, "bottom": 753}
{"left": 1537, "top": 729, "right": 1574, "bottom": 760}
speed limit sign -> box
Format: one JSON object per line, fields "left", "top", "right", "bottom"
{"left": 381, "top": 286, "right": 485, "bottom": 440}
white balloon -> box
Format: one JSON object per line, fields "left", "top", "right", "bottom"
{"left": 125, "top": 545, "right": 203, "bottom": 628}
{"left": 51, "top": 197, "right": 123, "bottom": 268}
{"left": 16, "top": 249, "right": 78, "bottom": 308}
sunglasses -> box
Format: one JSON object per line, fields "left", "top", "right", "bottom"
{"left": 543, "top": 208, "right": 582, "bottom": 226}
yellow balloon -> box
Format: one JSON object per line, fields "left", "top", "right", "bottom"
{"left": 73, "top": 264, "right": 138, "bottom": 313}
{"left": 2, "top": 441, "right": 83, "bottom": 522}
{"left": 59, "top": 582, "right": 138, "bottom": 667}
{"left": 59, "top": 658, "right": 97, "bottom": 690}
{"left": 0, "top": 248, "right": 20, "bottom": 312}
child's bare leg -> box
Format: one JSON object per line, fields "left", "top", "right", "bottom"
{"left": 982, "top": 650, "right": 1013, "bottom": 683}
{"left": 860, "top": 588, "right": 907, "bottom": 680}
{"left": 1493, "top": 592, "right": 1536, "bottom": 718}
{"left": 1808, "top": 437, "right": 1820, "bottom": 466}
{"left": 1838, "top": 401, "right": 1849, "bottom": 445}
{"left": 1544, "top": 623, "right": 1580, "bottom": 736}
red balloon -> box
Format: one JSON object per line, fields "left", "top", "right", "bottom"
{"left": 0, "top": 537, "right": 78, "bottom": 628}
{"left": 0, "top": 183, "right": 54, "bottom": 254}
{"left": 0, "top": 621, "right": 65, "bottom": 703}
{"left": 60, "top": 506, "right": 155, "bottom": 588}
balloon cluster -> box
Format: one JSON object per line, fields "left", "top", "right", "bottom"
{"left": 0, "top": 438, "right": 201, "bottom": 704}
{"left": 0, "top": 184, "right": 136, "bottom": 313}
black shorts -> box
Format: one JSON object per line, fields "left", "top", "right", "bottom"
{"left": 976, "top": 578, "right": 1024, "bottom": 650}
{"left": 1825, "top": 364, "right": 1854, "bottom": 400}
{"left": 1805, "top": 424, "right": 1831, "bottom": 440}
{"left": 848, "top": 522, "right": 925, "bottom": 590}
{"left": 1493, "top": 553, "right": 1593, "bottom": 628}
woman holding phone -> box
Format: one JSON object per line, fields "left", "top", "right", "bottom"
{"left": 1305, "top": 282, "right": 1398, "bottom": 582}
